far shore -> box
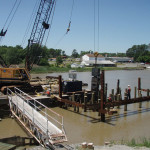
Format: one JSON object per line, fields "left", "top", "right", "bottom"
{"left": 30, "top": 63, "right": 148, "bottom": 74}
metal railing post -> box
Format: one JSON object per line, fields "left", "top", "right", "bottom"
{"left": 46, "top": 112, "right": 49, "bottom": 142}
{"left": 23, "top": 98, "right": 25, "bottom": 114}
{"left": 32, "top": 107, "right": 34, "bottom": 124}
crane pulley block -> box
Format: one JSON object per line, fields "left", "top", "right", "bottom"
{"left": 42, "top": 22, "right": 49, "bottom": 29}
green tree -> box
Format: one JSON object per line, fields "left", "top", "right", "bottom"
{"left": 71, "top": 49, "right": 79, "bottom": 58}
{"left": 117, "top": 53, "right": 126, "bottom": 57}
{"left": 25, "top": 44, "right": 50, "bottom": 66}
{"left": 39, "top": 58, "right": 49, "bottom": 66}
{"left": 3, "top": 45, "right": 25, "bottom": 65}
{"left": 80, "top": 50, "right": 93, "bottom": 57}
{"left": 48, "top": 48, "right": 62, "bottom": 58}
{"left": 126, "top": 44, "right": 148, "bottom": 61}
{"left": 56, "top": 56, "right": 63, "bottom": 66}
{"left": 61, "top": 50, "right": 66, "bottom": 56}
{"left": 137, "top": 56, "right": 150, "bottom": 63}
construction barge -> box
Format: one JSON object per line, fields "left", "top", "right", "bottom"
{"left": 1, "top": 69, "right": 150, "bottom": 122}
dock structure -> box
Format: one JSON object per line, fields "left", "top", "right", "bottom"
{"left": 53, "top": 71, "right": 150, "bottom": 122}
{"left": 0, "top": 95, "right": 8, "bottom": 105}
{"left": 7, "top": 87, "right": 67, "bottom": 148}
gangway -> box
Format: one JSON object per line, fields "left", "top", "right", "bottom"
{"left": 7, "top": 87, "right": 67, "bottom": 148}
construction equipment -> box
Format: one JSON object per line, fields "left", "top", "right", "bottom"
{"left": 0, "top": 0, "right": 56, "bottom": 93}
{"left": 25, "top": 0, "right": 56, "bottom": 71}
{"left": 0, "top": 55, "right": 8, "bottom": 68}
{"left": 0, "top": 68, "right": 30, "bottom": 93}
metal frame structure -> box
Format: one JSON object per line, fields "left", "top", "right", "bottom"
{"left": 7, "top": 87, "right": 67, "bottom": 148}
{"left": 0, "top": 55, "right": 7, "bottom": 67}
{"left": 26, "top": 0, "right": 56, "bottom": 71}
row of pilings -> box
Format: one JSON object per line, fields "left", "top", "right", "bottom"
{"left": 54, "top": 70, "right": 150, "bottom": 122}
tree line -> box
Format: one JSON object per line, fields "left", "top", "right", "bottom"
{"left": 0, "top": 43, "right": 150, "bottom": 67}
{"left": 0, "top": 45, "right": 65, "bottom": 66}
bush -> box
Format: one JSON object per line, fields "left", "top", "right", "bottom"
{"left": 66, "top": 64, "right": 71, "bottom": 68}
{"left": 39, "top": 58, "right": 49, "bottom": 66}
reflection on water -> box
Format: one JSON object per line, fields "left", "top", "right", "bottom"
{"left": 1, "top": 70, "right": 150, "bottom": 145}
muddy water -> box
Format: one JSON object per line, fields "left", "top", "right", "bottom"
{"left": 0, "top": 118, "right": 28, "bottom": 138}
{"left": 1, "top": 70, "right": 150, "bottom": 145}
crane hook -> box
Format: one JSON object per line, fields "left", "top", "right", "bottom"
{"left": 66, "top": 21, "right": 71, "bottom": 34}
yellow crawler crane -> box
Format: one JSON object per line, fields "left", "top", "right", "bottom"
{"left": 0, "top": 68, "right": 30, "bottom": 93}
{"left": 0, "top": 0, "right": 56, "bottom": 94}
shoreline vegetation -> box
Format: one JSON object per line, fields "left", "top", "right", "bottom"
{"left": 111, "top": 137, "right": 150, "bottom": 148}
{"left": 73, "top": 138, "right": 150, "bottom": 150}
{"left": 30, "top": 65, "right": 145, "bottom": 74}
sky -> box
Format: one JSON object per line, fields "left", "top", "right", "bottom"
{"left": 0, "top": 0, "right": 150, "bottom": 55}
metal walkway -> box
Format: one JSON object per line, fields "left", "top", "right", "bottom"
{"left": 7, "top": 87, "right": 67, "bottom": 148}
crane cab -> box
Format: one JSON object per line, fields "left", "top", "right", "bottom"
{"left": 0, "top": 68, "right": 30, "bottom": 87}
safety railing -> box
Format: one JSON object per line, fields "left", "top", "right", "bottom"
{"left": 7, "top": 87, "right": 66, "bottom": 138}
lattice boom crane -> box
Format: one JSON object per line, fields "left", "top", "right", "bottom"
{"left": 26, "top": 0, "right": 56, "bottom": 71}
{"left": 0, "top": 0, "right": 56, "bottom": 93}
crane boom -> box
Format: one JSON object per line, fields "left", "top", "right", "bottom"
{"left": 25, "top": 0, "right": 56, "bottom": 71}
{"left": 0, "top": 0, "right": 56, "bottom": 93}
{"left": 0, "top": 55, "right": 8, "bottom": 68}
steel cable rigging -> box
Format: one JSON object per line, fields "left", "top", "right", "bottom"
{"left": 21, "top": 0, "right": 40, "bottom": 47}
{"left": 54, "top": 0, "right": 75, "bottom": 48}
{"left": 0, "top": 0, "right": 22, "bottom": 44}
{"left": 38, "top": 0, "right": 57, "bottom": 65}
{"left": 94, "top": 0, "right": 96, "bottom": 52}
{"left": 93, "top": 0, "right": 100, "bottom": 52}
{"left": 97, "top": 0, "right": 100, "bottom": 52}
{"left": 44, "top": 0, "right": 57, "bottom": 46}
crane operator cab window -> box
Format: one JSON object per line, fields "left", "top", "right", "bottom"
{"left": 19, "top": 69, "right": 28, "bottom": 80}
{"left": 13, "top": 69, "right": 21, "bottom": 78}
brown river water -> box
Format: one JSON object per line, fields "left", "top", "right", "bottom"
{"left": 1, "top": 70, "right": 150, "bottom": 145}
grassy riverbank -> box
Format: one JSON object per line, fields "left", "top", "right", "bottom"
{"left": 125, "top": 138, "right": 150, "bottom": 148}
{"left": 73, "top": 138, "right": 150, "bottom": 150}
{"left": 111, "top": 137, "right": 150, "bottom": 148}
{"left": 30, "top": 65, "right": 144, "bottom": 74}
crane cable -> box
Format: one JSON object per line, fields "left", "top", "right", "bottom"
{"left": 3, "top": 0, "right": 18, "bottom": 29}
{"left": 94, "top": 0, "right": 96, "bottom": 52}
{"left": 0, "top": 0, "right": 22, "bottom": 44}
{"left": 6, "top": 0, "right": 22, "bottom": 30}
{"left": 97, "top": 0, "right": 100, "bottom": 52}
{"left": 93, "top": 0, "right": 100, "bottom": 52}
{"left": 21, "top": 0, "right": 40, "bottom": 47}
{"left": 45, "top": 0, "right": 57, "bottom": 46}
{"left": 54, "top": 0, "right": 74, "bottom": 48}
{"left": 66, "top": 0, "right": 74, "bottom": 34}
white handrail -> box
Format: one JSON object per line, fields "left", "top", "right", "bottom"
{"left": 16, "top": 90, "right": 63, "bottom": 127}
{"left": 7, "top": 87, "right": 65, "bottom": 135}
{"left": 7, "top": 88, "right": 48, "bottom": 133}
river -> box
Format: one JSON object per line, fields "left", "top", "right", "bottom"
{"left": 1, "top": 70, "right": 150, "bottom": 146}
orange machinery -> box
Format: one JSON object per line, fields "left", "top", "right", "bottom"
{"left": 0, "top": 68, "right": 30, "bottom": 92}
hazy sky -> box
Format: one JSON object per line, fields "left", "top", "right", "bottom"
{"left": 0, "top": 0, "right": 150, "bottom": 55}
